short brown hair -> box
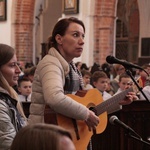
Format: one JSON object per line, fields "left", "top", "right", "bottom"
{"left": 91, "top": 71, "right": 108, "bottom": 82}
{"left": 119, "top": 73, "right": 130, "bottom": 82}
{"left": 81, "top": 70, "right": 91, "bottom": 77}
{"left": 18, "top": 77, "right": 31, "bottom": 87}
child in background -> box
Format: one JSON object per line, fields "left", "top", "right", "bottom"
{"left": 115, "top": 73, "right": 134, "bottom": 94}
{"left": 81, "top": 70, "right": 93, "bottom": 90}
{"left": 110, "top": 64, "right": 125, "bottom": 93}
{"left": 18, "top": 77, "right": 32, "bottom": 102}
{"left": 91, "top": 71, "right": 124, "bottom": 114}
{"left": 75, "top": 61, "right": 82, "bottom": 71}
{"left": 91, "top": 71, "right": 112, "bottom": 100}
{"left": 106, "top": 78, "right": 115, "bottom": 96}
{"left": 115, "top": 73, "right": 139, "bottom": 100}
{"left": 23, "top": 66, "right": 36, "bottom": 82}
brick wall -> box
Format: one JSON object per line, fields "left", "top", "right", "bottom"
{"left": 12, "top": 0, "right": 140, "bottom": 66}
{"left": 93, "top": 0, "right": 117, "bottom": 64}
{"left": 12, "top": 0, "right": 118, "bottom": 66}
{"left": 13, "top": 0, "right": 35, "bottom": 64}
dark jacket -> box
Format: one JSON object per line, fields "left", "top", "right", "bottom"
{"left": 0, "top": 87, "right": 25, "bottom": 150}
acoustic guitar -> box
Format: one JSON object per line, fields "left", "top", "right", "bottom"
{"left": 44, "top": 87, "right": 133, "bottom": 150}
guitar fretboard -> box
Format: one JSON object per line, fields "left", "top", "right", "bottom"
{"left": 95, "top": 87, "right": 133, "bottom": 116}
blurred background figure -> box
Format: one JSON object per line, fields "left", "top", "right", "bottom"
{"left": 140, "top": 85, "right": 150, "bottom": 100}
{"left": 81, "top": 70, "right": 93, "bottom": 90}
{"left": 75, "top": 61, "right": 82, "bottom": 71}
{"left": 23, "top": 66, "right": 36, "bottom": 82}
{"left": 11, "top": 123, "right": 75, "bottom": 150}
{"left": 140, "top": 76, "right": 150, "bottom": 100}
{"left": 24, "top": 62, "right": 34, "bottom": 69}
{"left": 81, "top": 63, "right": 89, "bottom": 71}
{"left": 106, "top": 78, "right": 115, "bottom": 96}
{"left": 137, "top": 64, "right": 150, "bottom": 88}
{"left": 110, "top": 64, "right": 125, "bottom": 93}
{"left": 90, "top": 62, "right": 102, "bottom": 75}
{"left": 18, "top": 61, "right": 25, "bottom": 77}
{"left": 101, "top": 62, "right": 111, "bottom": 78}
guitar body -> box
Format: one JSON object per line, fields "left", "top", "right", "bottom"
{"left": 56, "top": 89, "right": 107, "bottom": 150}
{"left": 44, "top": 88, "right": 133, "bottom": 150}
{"left": 44, "top": 87, "right": 133, "bottom": 150}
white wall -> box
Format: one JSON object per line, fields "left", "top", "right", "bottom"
{"left": 77, "top": 0, "right": 95, "bottom": 67}
{"left": 0, "top": 0, "right": 12, "bottom": 45}
{"left": 137, "top": 0, "right": 150, "bottom": 56}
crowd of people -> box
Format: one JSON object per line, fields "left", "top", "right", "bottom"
{"left": 76, "top": 60, "right": 150, "bottom": 101}
{"left": 0, "top": 17, "right": 149, "bottom": 150}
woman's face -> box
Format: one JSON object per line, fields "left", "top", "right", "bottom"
{"left": 56, "top": 22, "right": 85, "bottom": 62}
{"left": 0, "top": 54, "right": 21, "bottom": 86}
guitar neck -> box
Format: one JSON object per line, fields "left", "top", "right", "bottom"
{"left": 95, "top": 87, "right": 133, "bottom": 116}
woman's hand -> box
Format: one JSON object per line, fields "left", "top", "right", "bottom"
{"left": 84, "top": 110, "right": 99, "bottom": 131}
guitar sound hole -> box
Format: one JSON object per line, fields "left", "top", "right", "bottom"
{"left": 89, "top": 107, "right": 97, "bottom": 115}
{"left": 89, "top": 107, "right": 94, "bottom": 110}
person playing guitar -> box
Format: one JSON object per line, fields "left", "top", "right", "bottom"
{"left": 28, "top": 17, "right": 136, "bottom": 150}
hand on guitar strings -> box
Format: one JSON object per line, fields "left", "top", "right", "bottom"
{"left": 84, "top": 110, "right": 99, "bottom": 131}
{"left": 119, "top": 91, "right": 138, "bottom": 105}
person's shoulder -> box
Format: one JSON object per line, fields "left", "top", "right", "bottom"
{"left": 18, "top": 95, "right": 26, "bottom": 102}
{"left": 39, "top": 52, "right": 66, "bottom": 67}
{"left": 37, "top": 55, "right": 60, "bottom": 71}
{"left": 40, "top": 54, "right": 56, "bottom": 63}
{"left": 104, "top": 91, "right": 112, "bottom": 96}
{"left": 85, "top": 84, "right": 93, "bottom": 90}
{"left": 103, "top": 91, "right": 112, "bottom": 100}
{"left": 37, "top": 48, "right": 70, "bottom": 75}
{"left": 140, "top": 85, "right": 150, "bottom": 100}
{"left": 143, "top": 85, "right": 150, "bottom": 92}
{"left": 115, "top": 88, "right": 122, "bottom": 94}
